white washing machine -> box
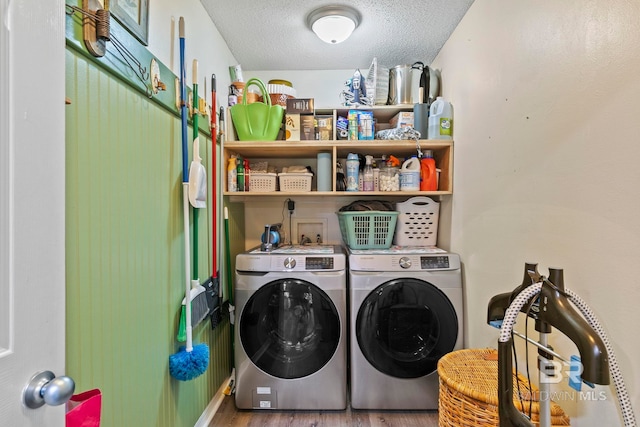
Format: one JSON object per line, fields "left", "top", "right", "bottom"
{"left": 348, "top": 247, "right": 464, "bottom": 410}
{"left": 234, "top": 245, "right": 347, "bottom": 410}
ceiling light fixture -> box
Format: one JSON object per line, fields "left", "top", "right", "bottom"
{"left": 307, "top": 5, "right": 361, "bottom": 44}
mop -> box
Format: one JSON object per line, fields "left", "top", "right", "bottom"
{"left": 169, "top": 17, "right": 209, "bottom": 381}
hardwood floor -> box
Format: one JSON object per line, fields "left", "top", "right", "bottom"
{"left": 210, "top": 394, "right": 439, "bottom": 427}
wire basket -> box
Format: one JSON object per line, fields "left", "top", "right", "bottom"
{"left": 437, "top": 348, "right": 571, "bottom": 426}
{"left": 337, "top": 211, "right": 398, "bottom": 249}
{"left": 248, "top": 172, "right": 277, "bottom": 192}
{"left": 393, "top": 196, "right": 440, "bottom": 246}
{"left": 278, "top": 172, "right": 312, "bottom": 192}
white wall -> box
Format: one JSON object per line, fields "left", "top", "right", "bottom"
{"left": 431, "top": 0, "right": 640, "bottom": 425}
{"left": 243, "top": 70, "right": 358, "bottom": 108}
{"left": 147, "top": 0, "right": 238, "bottom": 112}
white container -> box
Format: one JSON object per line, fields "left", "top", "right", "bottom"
{"left": 346, "top": 153, "right": 359, "bottom": 192}
{"left": 278, "top": 172, "right": 313, "bottom": 192}
{"left": 428, "top": 96, "right": 453, "bottom": 140}
{"left": 400, "top": 157, "right": 420, "bottom": 191}
{"left": 248, "top": 172, "right": 277, "bottom": 192}
{"left": 393, "top": 196, "right": 440, "bottom": 246}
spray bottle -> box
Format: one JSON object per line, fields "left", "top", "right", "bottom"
{"left": 243, "top": 158, "right": 250, "bottom": 191}
{"left": 236, "top": 157, "right": 245, "bottom": 192}
{"left": 363, "top": 155, "right": 374, "bottom": 191}
{"left": 227, "top": 157, "right": 237, "bottom": 192}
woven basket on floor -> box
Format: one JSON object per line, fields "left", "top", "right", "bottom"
{"left": 437, "top": 348, "right": 571, "bottom": 426}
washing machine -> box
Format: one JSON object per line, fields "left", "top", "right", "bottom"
{"left": 234, "top": 245, "right": 347, "bottom": 410}
{"left": 348, "top": 247, "right": 464, "bottom": 410}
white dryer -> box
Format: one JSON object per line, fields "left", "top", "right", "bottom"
{"left": 234, "top": 245, "right": 347, "bottom": 410}
{"left": 348, "top": 247, "right": 464, "bottom": 410}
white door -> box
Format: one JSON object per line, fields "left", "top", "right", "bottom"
{"left": 0, "top": 0, "right": 68, "bottom": 425}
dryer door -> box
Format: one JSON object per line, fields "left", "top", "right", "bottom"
{"left": 239, "top": 278, "right": 340, "bottom": 379}
{"left": 356, "top": 278, "right": 458, "bottom": 378}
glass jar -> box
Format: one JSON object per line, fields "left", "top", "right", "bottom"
{"left": 379, "top": 166, "right": 400, "bottom": 191}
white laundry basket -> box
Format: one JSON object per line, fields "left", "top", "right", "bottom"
{"left": 393, "top": 196, "right": 440, "bottom": 246}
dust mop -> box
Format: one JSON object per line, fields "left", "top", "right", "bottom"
{"left": 169, "top": 17, "right": 209, "bottom": 381}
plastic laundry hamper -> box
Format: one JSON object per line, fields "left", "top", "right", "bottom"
{"left": 437, "top": 348, "right": 570, "bottom": 427}
{"left": 393, "top": 196, "right": 440, "bottom": 246}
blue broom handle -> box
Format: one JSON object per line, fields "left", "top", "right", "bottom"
{"left": 179, "top": 19, "right": 188, "bottom": 183}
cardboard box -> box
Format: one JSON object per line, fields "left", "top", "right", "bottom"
{"left": 357, "top": 111, "right": 374, "bottom": 140}
{"left": 316, "top": 115, "right": 333, "bottom": 140}
{"left": 389, "top": 111, "right": 414, "bottom": 128}
{"left": 285, "top": 113, "right": 300, "bottom": 141}
{"left": 300, "top": 115, "right": 317, "bottom": 140}
{"left": 286, "top": 98, "right": 315, "bottom": 114}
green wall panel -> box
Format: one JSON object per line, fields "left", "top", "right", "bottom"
{"left": 65, "top": 47, "right": 230, "bottom": 427}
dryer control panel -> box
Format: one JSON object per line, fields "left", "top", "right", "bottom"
{"left": 349, "top": 252, "right": 460, "bottom": 272}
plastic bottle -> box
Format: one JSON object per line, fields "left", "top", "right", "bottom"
{"left": 363, "top": 155, "right": 374, "bottom": 191}
{"left": 428, "top": 96, "right": 453, "bottom": 140}
{"left": 400, "top": 156, "right": 420, "bottom": 191}
{"left": 227, "top": 157, "right": 237, "bottom": 192}
{"left": 243, "top": 159, "right": 250, "bottom": 191}
{"left": 346, "top": 153, "right": 359, "bottom": 192}
{"left": 420, "top": 150, "right": 438, "bottom": 191}
{"left": 236, "top": 157, "right": 244, "bottom": 192}
{"left": 228, "top": 85, "right": 238, "bottom": 107}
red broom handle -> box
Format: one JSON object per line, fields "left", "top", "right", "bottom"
{"left": 211, "top": 74, "right": 217, "bottom": 278}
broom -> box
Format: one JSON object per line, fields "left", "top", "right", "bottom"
{"left": 169, "top": 17, "right": 209, "bottom": 381}
{"left": 176, "top": 59, "right": 210, "bottom": 342}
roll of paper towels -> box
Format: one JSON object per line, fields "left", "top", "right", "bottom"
{"left": 317, "top": 152, "right": 332, "bottom": 191}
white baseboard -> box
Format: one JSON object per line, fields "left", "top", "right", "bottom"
{"left": 194, "top": 375, "right": 231, "bottom": 427}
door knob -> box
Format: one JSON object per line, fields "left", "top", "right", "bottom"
{"left": 23, "top": 370, "right": 76, "bottom": 409}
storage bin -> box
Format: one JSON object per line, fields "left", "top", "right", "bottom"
{"left": 337, "top": 211, "right": 398, "bottom": 249}
{"left": 437, "top": 348, "right": 570, "bottom": 426}
{"left": 248, "top": 172, "right": 277, "bottom": 192}
{"left": 278, "top": 172, "right": 313, "bottom": 192}
{"left": 393, "top": 196, "right": 439, "bottom": 246}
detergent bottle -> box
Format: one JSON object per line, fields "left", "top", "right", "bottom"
{"left": 400, "top": 156, "right": 420, "bottom": 191}
{"left": 420, "top": 150, "right": 438, "bottom": 191}
{"left": 227, "top": 157, "right": 237, "bottom": 192}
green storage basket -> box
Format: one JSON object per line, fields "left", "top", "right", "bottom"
{"left": 337, "top": 211, "right": 399, "bottom": 249}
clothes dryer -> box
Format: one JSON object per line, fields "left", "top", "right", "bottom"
{"left": 348, "top": 247, "right": 464, "bottom": 410}
{"left": 234, "top": 245, "right": 347, "bottom": 410}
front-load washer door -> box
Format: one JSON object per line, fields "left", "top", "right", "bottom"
{"left": 356, "top": 278, "right": 458, "bottom": 379}
{"left": 240, "top": 278, "right": 340, "bottom": 379}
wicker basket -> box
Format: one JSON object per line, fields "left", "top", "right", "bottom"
{"left": 437, "top": 348, "right": 570, "bottom": 426}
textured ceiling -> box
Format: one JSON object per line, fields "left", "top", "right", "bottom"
{"left": 199, "top": 0, "right": 474, "bottom": 71}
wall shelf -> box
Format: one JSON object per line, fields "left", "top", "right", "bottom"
{"left": 222, "top": 106, "right": 453, "bottom": 196}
